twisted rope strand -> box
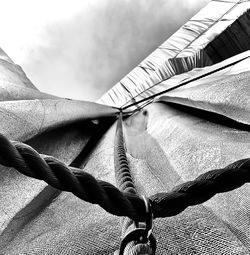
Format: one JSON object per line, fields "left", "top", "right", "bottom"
{"left": 0, "top": 133, "right": 249, "bottom": 221}
{"left": 151, "top": 158, "right": 250, "bottom": 218}
{"left": 114, "top": 112, "right": 137, "bottom": 194}
{"left": 0, "top": 133, "right": 144, "bottom": 221}
{"left": 114, "top": 113, "right": 154, "bottom": 254}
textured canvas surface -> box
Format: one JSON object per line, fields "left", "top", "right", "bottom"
{"left": 2, "top": 0, "right": 250, "bottom": 254}
{"left": 3, "top": 89, "right": 250, "bottom": 254}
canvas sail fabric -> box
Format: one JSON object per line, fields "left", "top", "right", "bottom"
{"left": 205, "top": 2, "right": 250, "bottom": 63}
{"left": 116, "top": 50, "right": 250, "bottom": 112}
{"left": 158, "top": 53, "right": 250, "bottom": 126}
{"left": 3, "top": 58, "right": 250, "bottom": 254}
{"left": 3, "top": 1, "right": 250, "bottom": 255}
{"left": 127, "top": 50, "right": 250, "bottom": 123}
{"left": 99, "top": 0, "right": 250, "bottom": 109}
{"left": 0, "top": 47, "right": 119, "bottom": 253}
{"left": 0, "top": 48, "right": 38, "bottom": 91}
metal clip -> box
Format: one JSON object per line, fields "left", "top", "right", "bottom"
{"left": 119, "top": 196, "right": 156, "bottom": 255}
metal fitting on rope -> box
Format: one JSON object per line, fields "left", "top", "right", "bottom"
{"left": 119, "top": 197, "right": 156, "bottom": 255}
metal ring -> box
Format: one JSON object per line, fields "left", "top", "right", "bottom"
{"left": 118, "top": 196, "right": 156, "bottom": 255}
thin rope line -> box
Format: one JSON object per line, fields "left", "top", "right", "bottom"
{"left": 121, "top": 55, "right": 250, "bottom": 111}
{"left": 120, "top": 1, "right": 243, "bottom": 110}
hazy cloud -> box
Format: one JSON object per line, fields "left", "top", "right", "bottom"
{"left": 0, "top": 0, "right": 209, "bottom": 101}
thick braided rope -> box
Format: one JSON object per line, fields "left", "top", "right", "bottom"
{"left": 0, "top": 133, "right": 250, "bottom": 221}
{"left": 114, "top": 113, "right": 153, "bottom": 254}
{"left": 114, "top": 112, "right": 137, "bottom": 195}
{"left": 151, "top": 158, "right": 250, "bottom": 218}
{"left": 0, "top": 133, "right": 145, "bottom": 221}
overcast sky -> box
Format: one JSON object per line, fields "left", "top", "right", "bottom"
{"left": 0, "top": 0, "right": 209, "bottom": 101}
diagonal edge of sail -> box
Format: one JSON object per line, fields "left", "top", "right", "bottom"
{"left": 157, "top": 50, "right": 250, "bottom": 126}
{"left": 98, "top": 0, "right": 250, "bottom": 108}
{"left": 0, "top": 48, "right": 38, "bottom": 91}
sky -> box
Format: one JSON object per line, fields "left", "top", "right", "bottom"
{"left": 0, "top": 0, "right": 210, "bottom": 101}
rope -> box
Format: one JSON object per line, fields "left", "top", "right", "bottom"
{"left": 0, "top": 133, "right": 144, "bottom": 221}
{"left": 114, "top": 112, "right": 154, "bottom": 254}
{"left": 0, "top": 133, "right": 250, "bottom": 222}
{"left": 114, "top": 112, "right": 136, "bottom": 195}
{"left": 121, "top": 55, "right": 250, "bottom": 111}
{"left": 151, "top": 158, "right": 250, "bottom": 218}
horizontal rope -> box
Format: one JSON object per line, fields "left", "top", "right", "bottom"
{"left": 0, "top": 133, "right": 250, "bottom": 221}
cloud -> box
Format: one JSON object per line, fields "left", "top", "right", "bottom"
{"left": 0, "top": 0, "right": 209, "bottom": 101}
